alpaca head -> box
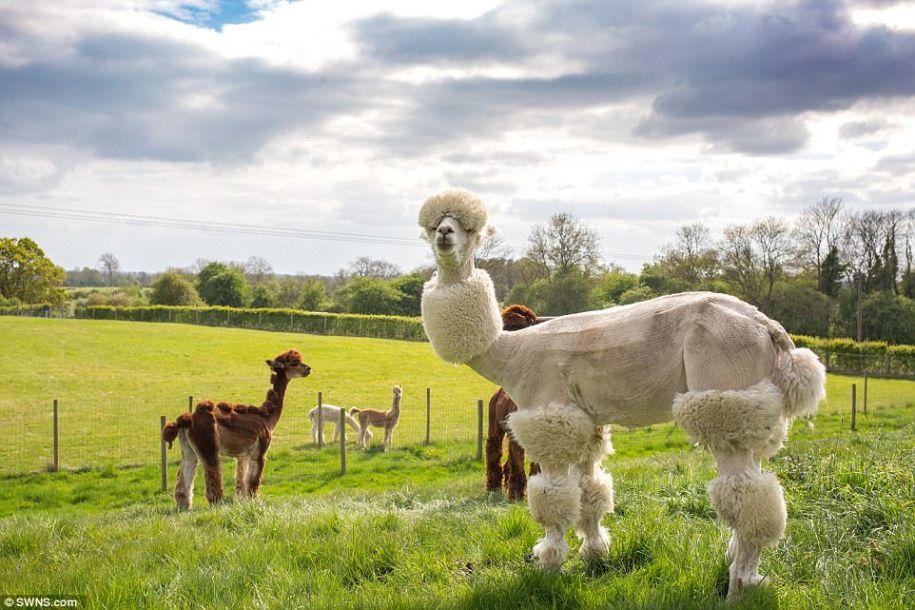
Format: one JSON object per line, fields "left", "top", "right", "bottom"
{"left": 419, "top": 190, "right": 496, "bottom": 271}
{"left": 392, "top": 385, "right": 403, "bottom": 401}
{"left": 266, "top": 349, "right": 311, "bottom": 379}
{"left": 501, "top": 304, "right": 538, "bottom": 331}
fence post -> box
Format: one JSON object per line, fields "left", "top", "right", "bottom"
{"left": 425, "top": 387, "right": 431, "bottom": 445}
{"left": 188, "top": 395, "right": 194, "bottom": 410}
{"left": 52, "top": 399, "right": 59, "bottom": 472}
{"left": 340, "top": 407, "right": 347, "bottom": 475}
{"left": 317, "top": 391, "right": 323, "bottom": 448}
{"left": 851, "top": 383, "right": 857, "bottom": 432}
{"left": 863, "top": 372, "right": 868, "bottom": 415}
{"left": 476, "top": 399, "right": 483, "bottom": 460}
{"left": 160, "top": 416, "right": 168, "bottom": 492}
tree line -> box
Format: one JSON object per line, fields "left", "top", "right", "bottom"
{"left": 2, "top": 199, "right": 913, "bottom": 343}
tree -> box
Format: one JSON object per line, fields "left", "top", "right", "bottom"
{"left": 335, "top": 277, "right": 402, "bottom": 314}
{"left": 592, "top": 267, "right": 638, "bottom": 306}
{"left": 250, "top": 285, "right": 275, "bottom": 308}
{"left": 243, "top": 256, "right": 273, "bottom": 287}
{"left": 347, "top": 257, "right": 401, "bottom": 279}
{"left": 617, "top": 285, "right": 658, "bottom": 305}
{"left": 861, "top": 292, "right": 915, "bottom": 344}
{"left": 390, "top": 272, "right": 426, "bottom": 316}
{"left": 764, "top": 279, "right": 831, "bottom": 337}
{"left": 196, "top": 262, "right": 250, "bottom": 307}
{"left": 149, "top": 272, "right": 200, "bottom": 305}
{"left": 297, "top": 279, "right": 327, "bottom": 311}
{"left": 659, "top": 223, "right": 719, "bottom": 287}
{"left": 0, "top": 237, "right": 65, "bottom": 304}
{"left": 719, "top": 218, "right": 791, "bottom": 308}
{"left": 818, "top": 245, "right": 844, "bottom": 297}
{"left": 98, "top": 253, "right": 120, "bottom": 287}
{"left": 793, "top": 197, "right": 844, "bottom": 280}
{"left": 526, "top": 212, "right": 602, "bottom": 275}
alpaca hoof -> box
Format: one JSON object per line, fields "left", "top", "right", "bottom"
{"left": 727, "top": 573, "right": 769, "bottom": 602}
{"left": 578, "top": 527, "right": 610, "bottom": 561}
{"left": 532, "top": 536, "right": 568, "bottom": 571}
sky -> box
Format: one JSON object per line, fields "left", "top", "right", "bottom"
{"left": 1, "top": 0, "right": 914, "bottom": 275}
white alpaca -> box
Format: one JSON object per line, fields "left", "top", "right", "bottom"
{"left": 417, "top": 190, "right": 826, "bottom": 600}
{"left": 307, "top": 404, "right": 365, "bottom": 444}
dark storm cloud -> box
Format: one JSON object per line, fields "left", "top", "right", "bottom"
{"left": 0, "top": 32, "right": 376, "bottom": 162}
{"left": 353, "top": 13, "right": 527, "bottom": 63}
{"left": 3, "top": 0, "right": 915, "bottom": 163}
{"left": 354, "top": 0, "right": 915, "bottom": 155}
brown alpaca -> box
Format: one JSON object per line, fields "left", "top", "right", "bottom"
{"left": 350, "top": 385, "right": 402, "bottom": 451}
{"left": 486, "top": 305, "right": 541, "bottom": 501}
{"left": 161, "top": 349, "right": 310, "bottom": 509}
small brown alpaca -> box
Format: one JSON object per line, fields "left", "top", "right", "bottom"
{"left": 161, "top": 349, "right": 310, "bottom": 510}
{"left": 350, "top": 385, "right": 402, "bottom": 451}
{"left": 486, "top": 305, "right": 541, "bottom": 501}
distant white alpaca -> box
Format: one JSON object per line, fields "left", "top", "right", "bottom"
{"left": 417, "top": 190, "right": 826, "bottom": 600}
{"left": 308, "top": 403, "right": 366, "bottom": 444}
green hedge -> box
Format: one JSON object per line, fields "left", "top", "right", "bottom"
{"left": 0, "top": 303, "right": 54, "bottom": 317}
{"left": 74, "top": 305, "right": 425, "bottom": 341}
{"left": 792, "top": 335, "right": 915, "bottom": 377}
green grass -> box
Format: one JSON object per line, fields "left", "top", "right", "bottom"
{"left": 1, "top": 317, "right": 914, "bottom": 608}
{"left": 0, "top": 420, "right": 913, "bottom": 608}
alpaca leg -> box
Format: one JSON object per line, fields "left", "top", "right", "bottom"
{"left": 310, "top": 420, "right": 318, "bottom": 445}
{"left": 574, "top": 427, "right": 614, "bottom": 561}
{"left": 235, "top": 457, "right": 249, "bottom": 499}
{"left": 506, "top": 437, "right": 527, "bottom": 502}
{"left": 528, "top": 463, "right": 580, "bottom": 571}
{"left": 383, "top": 427, "right": 392, "bottom": 452}
{"left": 332, "top": 424, "right": 340, "bottom": 443}
{"left": 485, "top": 407, "right": 506, "bottom": 493}
{"left": 709, "top": 449, "right": 785, "bottom": 599}
{"left": 174, "top": 432, "right": 197, "bottom": 510}
{"left": 672, "top": 382, "right": 787, "bottom": 600}
{"left": 246, "top": 450, "right": 267, "bottom": 497}
{"left": 201, "top": 456, "right": 223, "bottom": 505}
{"left": 507, "top": 403, "right": 597, "bottom": 571}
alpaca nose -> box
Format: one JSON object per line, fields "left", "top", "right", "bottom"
{"left": 437, "top": 225, "right": 454, "bottom": 237}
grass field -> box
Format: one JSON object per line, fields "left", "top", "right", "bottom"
{"left": 1, "top": 317, "right": 914, "bottom": 608}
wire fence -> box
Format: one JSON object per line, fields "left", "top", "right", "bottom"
{"left": 0, "top": 388, "right": 485, "bottom": 477}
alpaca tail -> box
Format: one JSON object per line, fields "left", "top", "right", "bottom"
{"left": 767, "top": 319, "right": 826, "bottom": 418}
{"left": 162, "top": 413, "right": 191, "bottom": 449}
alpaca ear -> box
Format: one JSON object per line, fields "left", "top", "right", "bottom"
{"left": 265, "top": 359, "right": 276, "bottom": 368}
{"left": 481, "top": 223, "right": 498, "bottom": 242}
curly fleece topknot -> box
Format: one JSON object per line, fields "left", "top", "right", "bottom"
{"left": 418, "top": 190, "right": 488, "bottom": 233}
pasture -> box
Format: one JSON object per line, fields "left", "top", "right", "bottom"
{"left": 1, "top": 317, "right": 914, "bottom": 608}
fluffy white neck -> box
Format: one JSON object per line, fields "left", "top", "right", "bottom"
{"left": 421, "top": 268, "right": 503, "bottom": 366}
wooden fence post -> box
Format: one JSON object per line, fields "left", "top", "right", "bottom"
{"left": 476, "top": 399, "right": 484, "bottom": 460}
{"left": 851, "top": 383, "right": 857, "bottom": 432}
{"left": 340, "top": 407, "right": 347, "bottom": 475}
{"left": 160, "top": 416, "right": 168, "bottom": 492}
{"left": 52, "top": 399, "right": 59, "bottom": 472}
{"left": 317, "top": 391, "right": 323, "bottom": 448}
{"left": 425, "top": 387, "right": 431, "bottom": 445}
{"left": 863, "top": 373, "right": 868, "bottom": 415}
{"left": 188, "top": 395, "right": 193, "bottom": 410}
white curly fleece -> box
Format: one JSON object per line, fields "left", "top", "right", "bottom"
{"left": 418, "top": 189, "right": 488, "bottom": 233}
{"left": 421, "top": 268, "right": 502, "bottom": 364}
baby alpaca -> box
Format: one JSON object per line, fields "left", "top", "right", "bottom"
{"left": 308, "top": 403, "right": 366, "bottom": 444}
{"left": 350, "top": 386, "right": 402, "bottom": 451}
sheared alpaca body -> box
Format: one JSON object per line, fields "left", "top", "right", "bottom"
{"left": 308, "top": 403, "right": 365, "bottom": 444}
{"left": 486, "top": 305, "right": 541, "bottom": 501}
{"left": 417, "top": 190, "right": 826, "bottom": 600}
{"left": 162, "top": 350, "right": 310, "bottom": 510}
{"left": 350, "top": 386, "right": 402, "bottom": 451}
